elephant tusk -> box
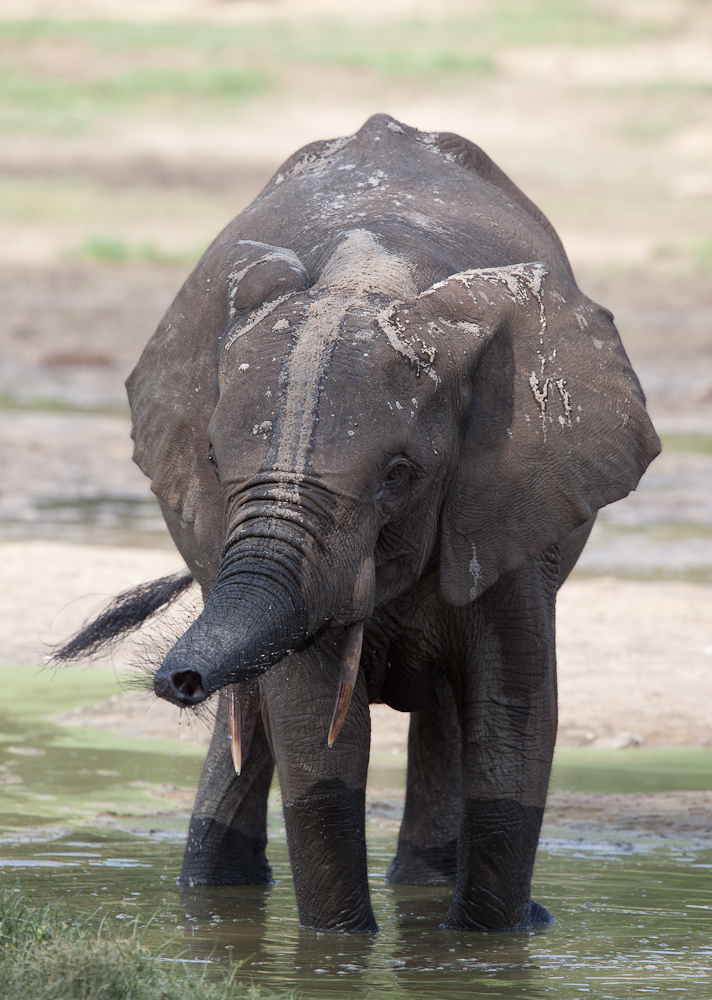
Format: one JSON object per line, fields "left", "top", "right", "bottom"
{"left": 327, "top": 622, "right": 364, "bottom": 747}
{"left": 227, "top": 683, "right": 242, "bottom": 775}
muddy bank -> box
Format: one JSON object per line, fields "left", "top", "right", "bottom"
{"left": 543, "top": 790, "right": 712, "bottom": 841}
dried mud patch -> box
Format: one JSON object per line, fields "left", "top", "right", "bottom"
{"left": 545, "top": 790, "right": 712, "bottom": 842}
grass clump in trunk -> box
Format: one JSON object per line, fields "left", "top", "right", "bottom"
{"left": 0, "top": 888, "right": 285, "bottom": 1000}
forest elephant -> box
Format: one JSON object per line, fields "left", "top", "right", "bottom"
{"left": 57, "top": 114, "right": 660, "bottom": 933}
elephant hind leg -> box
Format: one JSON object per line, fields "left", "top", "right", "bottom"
{"left": 180, "top": 680, "right": 274, "bottom": 886}
{"left": 387, "top": 672, "right": 462, "bottom": 886}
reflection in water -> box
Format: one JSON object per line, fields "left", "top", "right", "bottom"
{"left": 180, "top": 884, "right": 274, "bottom": 978}
{"left": 176, "top": 857, "right": 551, "bottom": 998}
{"left": 114, "top": 836, "right": 710, "bottom": 999}
{"left": 1, "top": 712, "right": 711, "bottom": 998}
{"left": 1, "top": 829, "right": 711, "bottom": 998}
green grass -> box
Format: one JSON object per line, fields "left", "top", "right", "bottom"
{"left": 0, "top": 175, "right": 222, "bottom": 224}
{"left": 0, "top": 3, "right": 660, "bottom": 52}
{"left": 660, "top": 433, "right": 712, "bottom": 456}
{"left": 76, "top": 235, "right": 202, "bottom": 266}
{"left": 623, "top": 112, "right": 683, "bottom": 142}
{"left": 0, "top": 65, "right": 269, "bottom": 134}
{"left": 0, "top": 888, "right": 285, "bottom": 1000}
{"left": 0, "top": 4, "right": 665, "bottom": 134}
{"left": 691, "top": 237, "right": 712, "bottom": 272}
{"left": 654, "top": 238, "right": 712, "bottom": 274}
{"left": 551, "top": 747, "right": 712, "bottom": 794}
{"left": 0, "top": 393, "right": 130, "bottom": 415}
{"left": 609, "top": 80, "right": 712, "bottom": 98}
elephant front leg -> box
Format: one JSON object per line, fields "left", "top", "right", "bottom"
{"left": 180, "top": 679, "right": 274, "bottom": 886}
{"left": 387, "top": 671, "right": 462, "bottom": 885}
{"left": 259, "top": 636, "right": 376, "bottom": 932}
{"left": 445, "top": 551, "right": 559, "bottom": 931}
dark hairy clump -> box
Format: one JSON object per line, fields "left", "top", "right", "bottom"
{"left": 51, "top": 571, "right": 194, "bottom": 663}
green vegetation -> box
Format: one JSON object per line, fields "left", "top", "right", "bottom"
{"left": 76, "top": 235, "right": 202, "bottom": 266}
{"left": 0, "top": 175, "right": 222, "bottom": 224}
{"left": 654, "top": 239, "right": 712, "bottom": 275}
{"left": 0, "top": 2, "right": 661, "bottom": 53}
{"left": 623, "top": 112, "right": 682, "bottom": 142}
{"left": 0, "top": 2, "right": 665, "bottom": 135}
{"left": 0, "top": 391, "right": 129, "bottom": 414}
{"left": 661, "top": 433, "right": 712, "bottom": 456}
{"left": 0, "top": 888, "right": 282, "bottom": 1000}
{"left": 0, "top": 65, "right": 268, "bottom": 135}
{"left": 691, "top": 237, "right": 712, "bottom": 273}
{"left": 551, "top": 747, "right": 712, "bottom": 793}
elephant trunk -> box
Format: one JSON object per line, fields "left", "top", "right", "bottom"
{"left": 154, "top": 489, "right": 374, "bottom": 710}
{"left": 154, "top": 538, "right": 312, "bottom": 707}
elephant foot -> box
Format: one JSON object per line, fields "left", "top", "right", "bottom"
{"left": 386, "top": 840, "right": 458, "bottom": 885}
{"left": 442, "top": 898, "right": 554, "bottom": 932}
{"left": 528, "top": 900, "right": 554, "bottom": 925}
{"left": 179, "top": 817, "right": 272, "bottom": 886}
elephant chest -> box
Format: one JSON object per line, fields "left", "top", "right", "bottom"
{"left": 362, "top": 587, "right": 460, "bottom": 713}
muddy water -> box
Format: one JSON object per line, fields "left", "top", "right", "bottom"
{"left": 3, "top": 813, "right": 711, "bottom": 997}
{"left": 1, "top": 703, "right": 711, "bottom": 999}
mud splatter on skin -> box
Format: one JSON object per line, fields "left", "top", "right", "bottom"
{"left": 468, "top": 543, "right": 482, "bottom": 600}
{"left": 273, "top": 231, "right": 418, "bottom": 481}
{"left": 376, "top": 303, "right": 440, "bottom": 384}
{"left": 219, "top": 230, "right": 422, "bottom": 499}
{"left": 421, "top": 262, "right": 549, "bottom": 338}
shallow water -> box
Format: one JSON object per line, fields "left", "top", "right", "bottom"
{"left": 1, "top": 681, "right": 711, "bottom": 999}
{"left": 3, "top": 821, "right": 711, "bottom": 998}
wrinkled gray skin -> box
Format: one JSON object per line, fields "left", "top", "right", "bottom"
{"left": 129, "top": 115, "right": 660, "bottom": 932}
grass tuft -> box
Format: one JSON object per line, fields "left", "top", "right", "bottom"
{"left": 660, "top": 434, "right": 712, "bottom": 456}
{"left": 653, "top": 238, "right": 712, "bottom": 275}
{"left": 0, "top": 888, "right": 288, "bottom": 1000}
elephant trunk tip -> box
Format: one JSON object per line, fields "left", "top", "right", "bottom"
{"left": 154, "top": 666, "right": 206, "bottom": 707}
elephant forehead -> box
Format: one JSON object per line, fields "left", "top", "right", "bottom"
{"left": 216, "top": 238, "right": 448, "bottom": 485}
{"left": 213, "top": 310, "right": 441, "bottom": 493}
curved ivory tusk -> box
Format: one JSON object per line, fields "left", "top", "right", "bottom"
{"left": 327, "top": 622, "right": 364, "bottom": 747}
{"left": 227, "top": 683, "right": 242, "bottom": 775}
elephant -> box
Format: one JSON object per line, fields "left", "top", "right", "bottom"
{"left": 56, "top": 114, "right": 660, "bottom": 933}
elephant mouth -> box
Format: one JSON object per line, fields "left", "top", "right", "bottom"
{"left": 222, "top": 621, "right": 365, "bottom": 775}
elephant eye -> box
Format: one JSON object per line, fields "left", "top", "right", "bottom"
{"left": 382, "top": 463, "right": 409, "bottom": 488}
{"left": 207, "top": 449, "right": 220, "bottom": 477}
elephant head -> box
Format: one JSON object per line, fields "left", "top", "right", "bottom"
{"left": 130, "top": 228, "right": 658, "bottom": 727}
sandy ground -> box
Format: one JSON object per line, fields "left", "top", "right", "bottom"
{"left": 4, "top": 540, "right": 704, "bottom": 842}
{"left": 2, "top": 540, "right": 711, "bottom": 752}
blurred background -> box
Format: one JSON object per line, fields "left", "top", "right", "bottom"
{"left": 1, "top": 0, "right": 711, "bottom": 742}
{"left": 1, "top": 0, "right": 711, "bottom": 567}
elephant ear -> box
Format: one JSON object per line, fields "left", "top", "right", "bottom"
{"left": 126, "top": 239, "right": 308, "bottom": 572}
{"left": 414, "top": 263, "right": 660, "bottom": 605}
